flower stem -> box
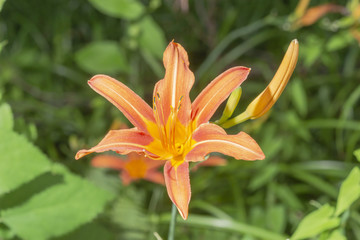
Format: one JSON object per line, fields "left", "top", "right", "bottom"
{"left": 167, "top": 204, "right": 177, "bottom": 240}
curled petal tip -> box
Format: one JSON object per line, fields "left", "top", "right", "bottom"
{"left": 88, "top": 74, "right": 105, "bottom": 85}
{"left": 75, "top": 150, "right": 87, "bottom": 160}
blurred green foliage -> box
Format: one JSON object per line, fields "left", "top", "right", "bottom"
{"left": 0, "top": 0, "right": 360, "bottom": 239}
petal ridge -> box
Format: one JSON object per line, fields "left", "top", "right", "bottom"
{"left": 164, "top": 161, "right": 191, "bottom": 220}
{"left": 186, "top": 123, "right": 265, "bottom": 162}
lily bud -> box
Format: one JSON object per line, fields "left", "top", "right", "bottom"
{"left": 222, "top": 39, "right": 299, "bottom": 129}
{"left": 215, "top": 87, "right": 242, "bottom": 125}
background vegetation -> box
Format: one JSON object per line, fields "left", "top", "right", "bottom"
{"left": 0, "top": 0, "right": 359, "bottom": 239}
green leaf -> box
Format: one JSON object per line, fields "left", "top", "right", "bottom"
{"left": 141, "top": 48, "right": 165, "bottom": 78}
{"left": 0, "top": 103, "right": 13, "bottom": 132}
{"left": 138, "top": 16, "right": 166, "bottom": 59}
{"left": 266, "top": 205, "right": 286, "bottom": 233}
{"left": 1, "top": 164, "right": 114, "bottom": 240}
{"left": 52, "top": 222, "right": 114, "bottom": 240}
{"left": 354, "top": 149, "right": 360, "bottom": 162}
{"left": 300, "top": 34, "right": 323, "bottom": 67}
{"left": 159, "top": 214, "right": 288, "bottom": 240}
{"left": 249, "top": 164, "right": 278, "bottom": 190}
{"left": 0, "top": 40, "right": 7, "bottom": 53}
{"left": 335, "top": 167, "right": 360, "bottom": 216}
{"left": 0, "top": 131, "right": 51, "bottom": 195}
{"left": 291, "top": 78, "right": 307, "bottom": 117}
{"left": 0, "top": 226, "right": 14, "bottom": 239}
{"left": 0, "top": 0, "right": 5, "bottom": 12}
{"left": 88, "top": 0, "right": 144, "bottom": 20}
{"left": 291, "top": 204, "right": 340, "bottom": 240}
{"left": 75, "top": 41, "right": 128, "bottom": 74}
{"left": 0, "top": 172, "right": 64, "bottom": 211}
{"left": 111, "top": 196, "right": 149, "bottom": 232}
{"left": 328, "top": 229, "right": 346, "bottom": 240}
{"left": 250, "top": 206, "right": 266, "bottom": 228}
{"left": 326, "top": 31, "right": 354, "bottom": 52}
{"left": 273, "top": 184, "right": 303, "bottom": 210}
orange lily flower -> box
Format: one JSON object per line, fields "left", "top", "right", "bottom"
{"left": 91, "top": 152, "right": 165, "bottom": 185}
{"left": 76, "top": 41, "right": 265, "bottom": 219}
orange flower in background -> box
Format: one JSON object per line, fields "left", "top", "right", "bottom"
{"left": 91, "top": 152, "right": 164, "bottom": 185}
{"left": 76, "top": 40, "right": 297, "bottom": 219}
{"left": 289, "top": 0, "right": 346, "bottom": 29}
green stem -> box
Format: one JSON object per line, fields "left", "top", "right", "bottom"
{"left": 285, "top": 168, "right": 338, "bottom": 198}
{"left": 305, "top": 119, "right": 360, "bottom": 131}
{"left": 159, "top": 214, "right": 287, "bottom": 240}
{"left": 221, "top": 111, "right": 250, "bottom": 129}
{"left": 167, "top": 204, "right": 177, "bottom": 240}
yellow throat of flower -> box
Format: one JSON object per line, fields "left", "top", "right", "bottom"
{"left": 149, "top": 93, "right": 194, "bottom": 166}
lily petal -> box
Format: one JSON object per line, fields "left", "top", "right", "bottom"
{"left": 88, "top": 75, "right": 156, "bottom": 133}
{"left": 75, "top": 128, "right": 155, "bottom": 160}
{"left": 186, "top": 123, "right": 265, "bottom": 162}
{"left": 164, "top": 161, "right": 191, "bottom": 220}
{"left": 155, "top": 42, "right": 195, "bottom": 125}
{"left": 91, "top": 154, "right": 125, "bottom": 170}
{"left": 191, "top": 67, "right": 250, "bottom": 127}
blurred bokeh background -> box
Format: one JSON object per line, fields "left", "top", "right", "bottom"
{"left": 0, "top": 0, "right": 359, "bottom": 239}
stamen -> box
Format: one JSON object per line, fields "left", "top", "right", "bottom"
{"left": 177, "top": 96, "right": 184, "bottom": 111}
{"left": 153, "top": 96, "right": 157, "bottom": 111}
{"left": 153, "top": 92, "right": 169, "bottom": 150}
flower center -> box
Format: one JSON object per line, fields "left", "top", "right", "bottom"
{"left": 153, "top": 93, "right": 190, "bottom": 159}
{"left": 175, "top": 143, "right": 184, "bottom": 155}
